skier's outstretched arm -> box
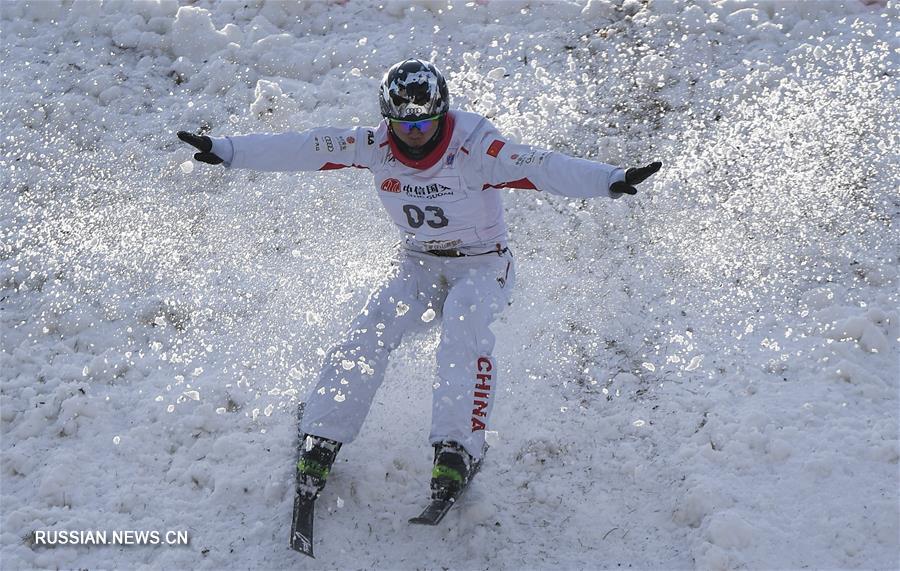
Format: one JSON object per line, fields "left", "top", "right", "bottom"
{"left": 177, "top": 126, "right": 379, "bottom": 172}
{"left": 473, "top": 123, "right": 660, "bottom": 199}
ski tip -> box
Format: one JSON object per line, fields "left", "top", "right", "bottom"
{"left": 409, "top": 499, "right": 454, "bottom": 526}
{"left": 291, "top": 548, "right": 315, "bottom": 558}
{"left": 291, "top": 532, "right": 315, "bottom": 558}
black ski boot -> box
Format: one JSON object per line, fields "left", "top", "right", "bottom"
{"left": 296, "top": 435, "right": 342, "bottom": 499}
{"left": 430, "top": 441, "right": 475, "bottom": 501}
{"left": 410, "top": 441, "right": 485, "bottom": 525}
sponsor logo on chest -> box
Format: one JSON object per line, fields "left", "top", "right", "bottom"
{"left": 403, "top": 182, "right": 454, "bottom": 199}
{"left": 381, "top": 178, "right": 401, "bottom": 193}
{"left": 379, "top": 178, "right": 457, "bottom": 200}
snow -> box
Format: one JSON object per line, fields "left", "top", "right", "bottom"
{"left": 1, "top": 0, "right": 897, "bottom": 569}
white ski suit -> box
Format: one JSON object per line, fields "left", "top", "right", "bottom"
{"left": 211, "top": 110, "right": 625, "bottom": 458}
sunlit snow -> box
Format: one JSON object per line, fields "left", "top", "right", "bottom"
{"left": 1, "top": 1, "right": 897, "bottom": 570}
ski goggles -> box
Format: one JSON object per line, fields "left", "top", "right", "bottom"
{"left": 388, "top": 114, "right": 444, "bottom": 134}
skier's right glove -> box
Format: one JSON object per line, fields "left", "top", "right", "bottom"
{"left": 177, "top": 131, "right": 223, "bottom": 165}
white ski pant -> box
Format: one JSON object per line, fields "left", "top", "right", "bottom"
{"left": 300, "top": 248, "right": 515, "bottom": 459}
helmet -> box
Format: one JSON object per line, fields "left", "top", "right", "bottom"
{"left": 379, "top": 59, "right": 449, "bottom": 121}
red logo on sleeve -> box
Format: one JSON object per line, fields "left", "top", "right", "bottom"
{"left": 380, "top": 178, "right": 401, "bottom": 193}
{"left": 486, "top": 140, "right": 505, "bottom": 158}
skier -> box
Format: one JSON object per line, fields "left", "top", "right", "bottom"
{"left": 178, "top": 58, "right": 661, "bottom": 508}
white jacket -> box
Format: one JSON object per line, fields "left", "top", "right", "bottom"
{"left": 211, "top": 110, "right": 625, "bottom": 253}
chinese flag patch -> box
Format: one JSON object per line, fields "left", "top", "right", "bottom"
{"left": 486, "top": 139, "right": 505, "bottom": 157}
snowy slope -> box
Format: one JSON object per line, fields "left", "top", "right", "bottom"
{"left": 1, "top": 1, "right": 897, "bottom": 569}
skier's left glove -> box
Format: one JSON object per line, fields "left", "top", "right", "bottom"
{"left": 177, "top": 131, "right": 223, "bottom": 165}
{"left": 610, "top": 161, "right": 662, "bottom": 195}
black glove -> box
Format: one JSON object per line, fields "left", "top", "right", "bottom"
{"left": 177, "top": 131, "right": 223, "bottom": 165}
{"left": 609, "top": 161, "right": 662, "bottom": 195}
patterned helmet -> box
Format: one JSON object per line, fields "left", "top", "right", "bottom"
{"left": 379, "top": 59, "right": 450, "bottom": 121}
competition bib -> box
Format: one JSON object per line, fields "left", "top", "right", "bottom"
{"left": 375, "top": 173, "right": 479, "bottom": 245}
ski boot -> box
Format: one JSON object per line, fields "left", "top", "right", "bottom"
{"left": 410, "top": 441, "right": 486, "bottom": 525}
{"left": 296, "top": 435, "right": 342, "bottom": 499}
{"left": 430, "top": 441, "right": 476, "bottom": 501}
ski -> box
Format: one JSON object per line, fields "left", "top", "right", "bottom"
{"left": 409, "top": 453, "right": 484, "bottom": 526}
{"left": 290, "top": 493, "right": 316, "bottom": 557}
{"left": 409, "top": 497, "right": 457, "bottom": 526}
{"left": 289, "top": 403, "right": 316, "bottom": 558}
